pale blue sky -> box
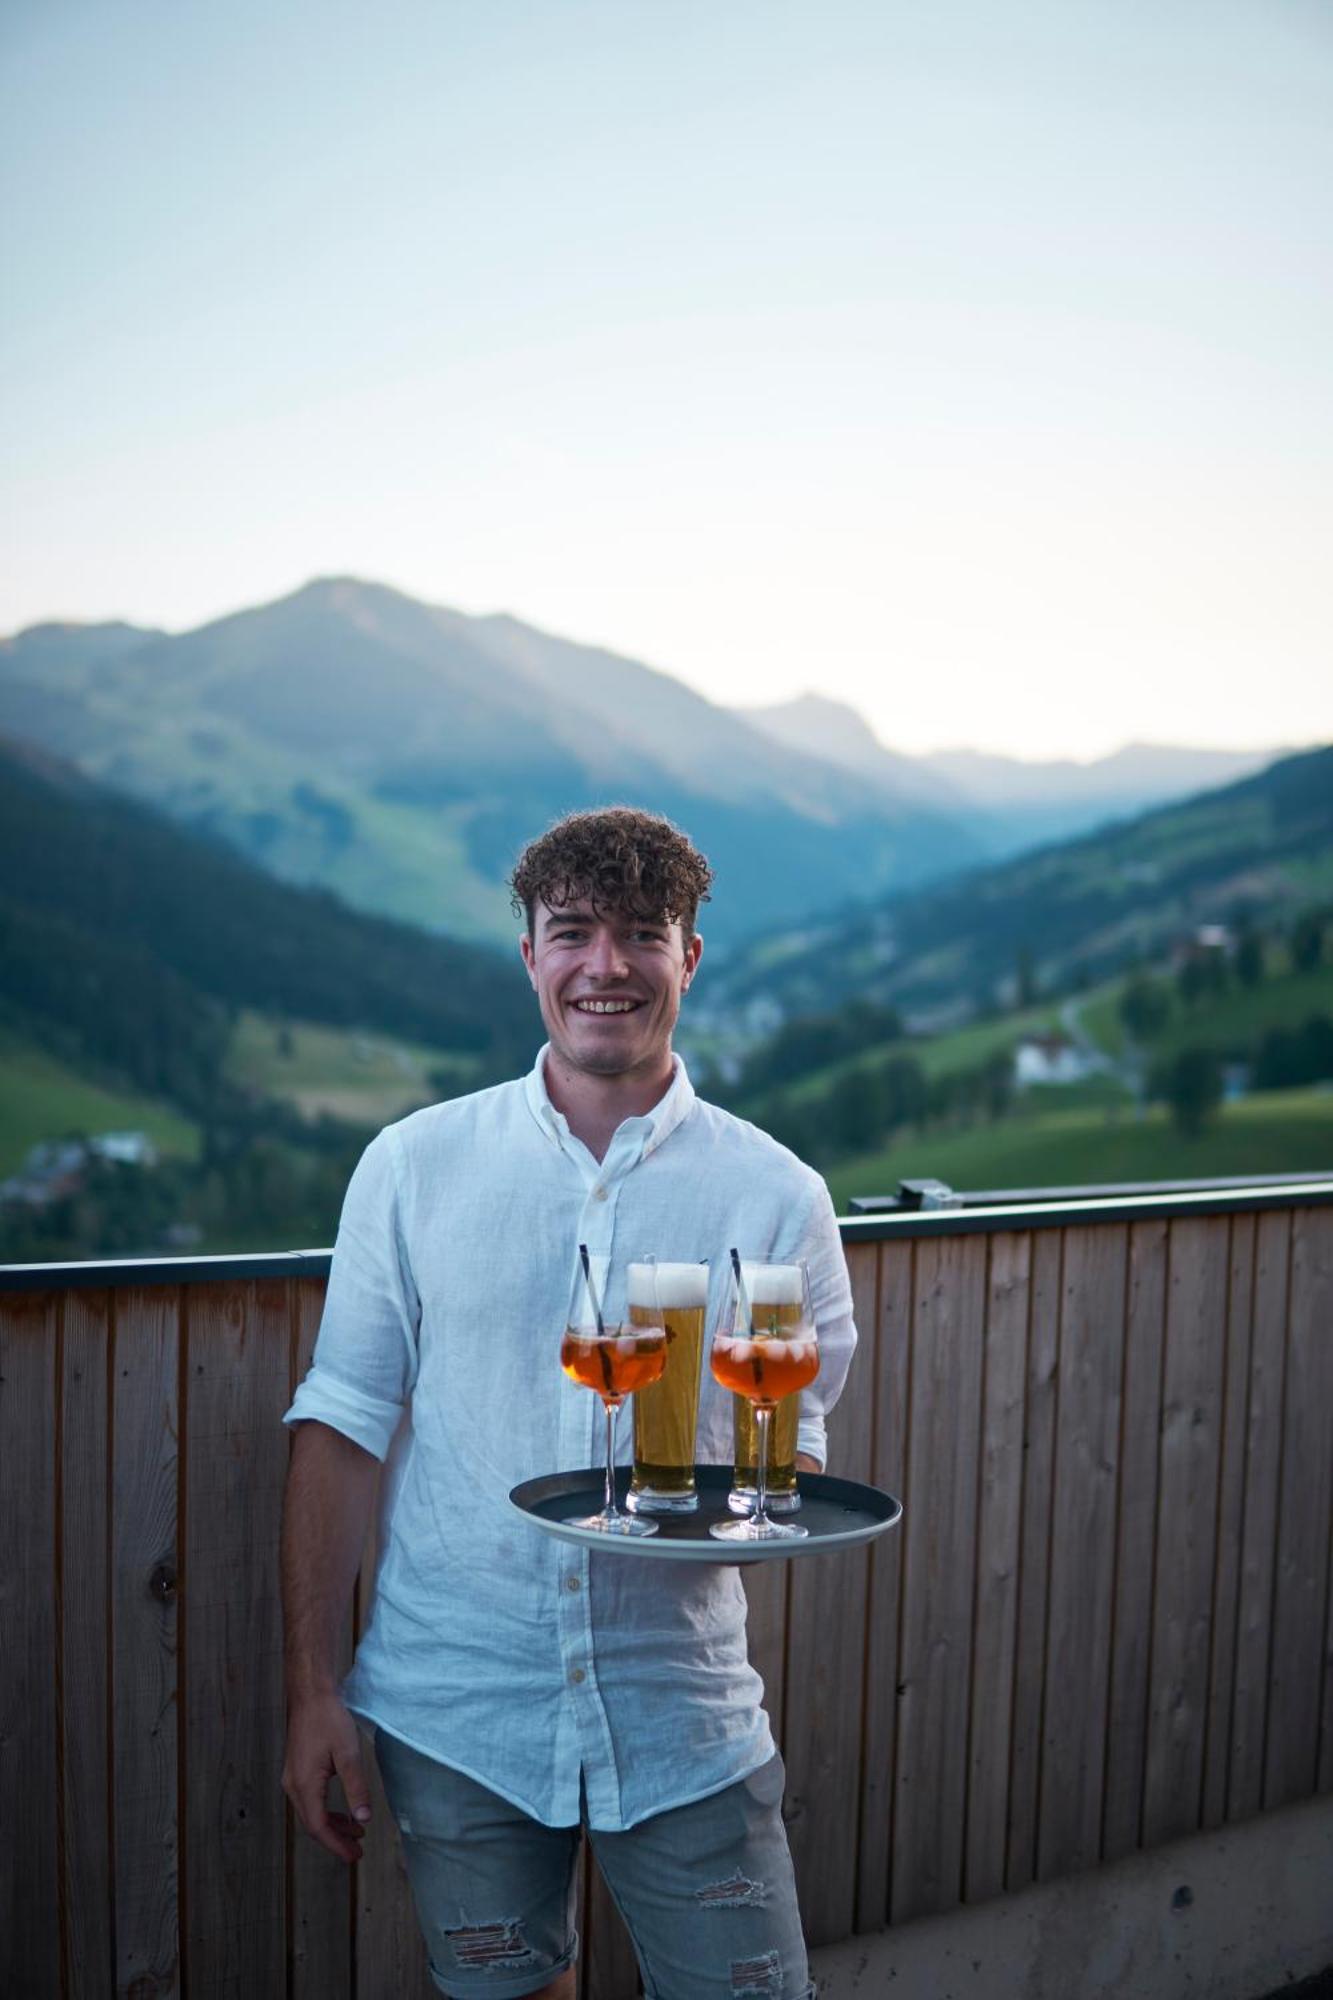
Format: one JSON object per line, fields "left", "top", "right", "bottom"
{"left": 3, "top": 0, "right": 1330, "bottom": 756}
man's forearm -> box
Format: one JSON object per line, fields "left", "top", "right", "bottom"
{"left": 282, "top": 1420, "right": 380, "bottom": 1698}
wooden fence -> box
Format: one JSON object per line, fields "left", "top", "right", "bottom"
{"left": 3, "top": 1184, "right": 1332, "bottom": 1998}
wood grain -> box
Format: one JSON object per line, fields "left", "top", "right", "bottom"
{"left": 1004, "top": 1228, "right": 1061, "bottom": 1894}
{"left": 1199, "top": 1215, "right": 1256, "bottom": 1831}
{"left": 1263, "top": 1206, "right": 1333, "bottom": 1809}
{"left": 60, "top": 1288, "right": 114, "bottom": 1999}
{"left": 855, "top": 1239, "right": 912, "bottom": 1933}
{"left": 1142, "top": 1218, "right": 1229, "bottom": 1846}
{"left": 111, "top": 1285, "right": 182, "bottom": 1998}
{"left": 964, "top": 1231, "right": 1030, "bottom": 1903}
{"left": 1227, "top": 1210, "right": 1291, "bottom": 1822}
{"left": 1038, "top": 1225, "right": 1127, "bottom": 1879}
{"left": 288, "top": 1278, "right": 354, "bottom": 2000}
{"left": 1101, "top": 1219, "right": 1168, "bottom": 1861}
{"left": 0, "top": 1292, "right": 60, "bottom": 2000}
{"left": 784, "top": 1240, "right": 878, "bottom": 1944}
{"left": 184, "top": 1281, "right": 289, "bottom": 1997}
{"left": 891, "top": 1233, "right": 987, "bottom": 1923}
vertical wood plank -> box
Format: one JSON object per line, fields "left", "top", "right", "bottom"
{"left": 288, "top": 1278, "right": 354, "bottom": 2000}
{"left": 1004, "top": 1228, "right": 1061, "bottom": 1895}
{"left": 1227, "top": 1209, "right": 1291, "bottom": 1822}
{"left": 855, "top": 1239, "right": 912, "bottom": 1933}
{"left": 1264, "top": 1206, "right": 1333, "bottom": 1809}
{"left": 61, "top": 1288, "right": 114, "bottom": 1999}
{"left": 112, "top": 1285, "right": 181, "bottom": 1998}
{"left": 783, "top": 1241, "right": 879, "bottom": 1945}
{"left": 1142, "top": 1218, "right": 1229, "bottom": 1847}
{"left": 1101, "top": 1218, "right": 1168, "bottom": 1862}
{"left": 355, "top": 1445, "right": 436, "bottom": 2000}
{"left": 963, "top": 1231, "right": 1030, "bottom": 1903}
{"left": 184, "top": 1282, "right": 289, "bottom": 1997}
{"left": 0, "top": 1293, "right": 60, "bottom": 2000}
{"left": 1037, "top": 1225, "right": 1127, "bottom": 1880}
{"left": 583, "top": 1858, "right": 640, "bottom": 2000}
{"left": 1199, "top": 1215, "right": 1256, "bottom": 1830}
{"left": 742, "top": 1564, "right": 788, "bottom": 1747}
{"left": 890, "top": 1233, "right": 987, "bottom": 1924}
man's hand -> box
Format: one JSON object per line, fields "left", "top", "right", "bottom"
{"left": 283, "top": 1690, "right": 373, "bottom": 1864}
{"left": 795, "top": 1452, "right": 821, "bottom": 1474}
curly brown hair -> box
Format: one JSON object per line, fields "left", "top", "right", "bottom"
{"left": 509, "top": 806, "right": 714, "bottom": 938}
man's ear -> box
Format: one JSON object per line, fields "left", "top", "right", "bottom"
{"left": 681, "top": 933, "right": 703, "bottom": 992}
{"left": 519, "top": 933, "right": 538, "bottom": 988}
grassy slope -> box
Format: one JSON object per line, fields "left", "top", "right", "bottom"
{"left": 824, "top": 1088, "right": 1333, "bottom": 1212}
{"left": 226, "top": 1011, "right": 477, "bottom": 1126}
{"left": 0, "top": 1028, "right": 200, "bottom": 1176}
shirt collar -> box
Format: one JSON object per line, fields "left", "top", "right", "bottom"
{"left": 522, "top": 1044, "right": 696, "bottom": 1159}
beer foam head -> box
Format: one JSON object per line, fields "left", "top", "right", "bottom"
{"left": 741, "top": 1260, "right": 804, "bottom": 1306}
{"left": 627, "top": 1260, "right": 708, "bottom": 1307}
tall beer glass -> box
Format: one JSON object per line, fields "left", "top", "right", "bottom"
{"left": 627, "top": 1259, "right": 709, "bottom": 1514}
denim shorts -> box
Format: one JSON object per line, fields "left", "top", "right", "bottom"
{"left": 373, "top": 1728, "right": 815, "bottom": 2000}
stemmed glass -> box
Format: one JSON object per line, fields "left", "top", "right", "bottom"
{"left": 561, "top": 1245, "right": 667, "bottom": 1537}
{"left": 709, "top": 1251, "right": 820, "bottom": 1544}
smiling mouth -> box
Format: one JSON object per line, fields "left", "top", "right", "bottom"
{"left": 571, "top": 998, "right": 642, "bottom": 1015}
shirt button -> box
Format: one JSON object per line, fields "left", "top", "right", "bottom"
{"left": 566, "top": 1575, "right": 581, "bottom": 1592}
{"left": 593, "top": 1186, "right": 608, "bottom": 1202}
{"left": 570, "top": 1666, "right": 586, "bottom": 1685}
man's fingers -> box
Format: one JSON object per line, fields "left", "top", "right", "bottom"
{"left": 336, "top": 1745, "right": 373, "bottom": 1827}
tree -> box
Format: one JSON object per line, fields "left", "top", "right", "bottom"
{"left": 1016, "top": 942, "right": 1037, "bottom": 1009}
{"left": 1159, "top": 1046, "right": 1223, "bottom": 1138}
{"left": 1292, "top": 912, "right": 1325, "bottom": 974}
{"left": 1235, "top": 930, "right": 1265, "bottom": 988}
{"left": 1120, "top": 975, "right": 1171, "bottom": 1042}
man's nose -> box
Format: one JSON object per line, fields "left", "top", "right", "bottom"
{"left": 586, "top": 930, "right": 630, "bottom": 979}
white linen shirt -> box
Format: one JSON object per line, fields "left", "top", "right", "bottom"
{"left": 284, "top": 1047, "right": 856, "bottom": 1830}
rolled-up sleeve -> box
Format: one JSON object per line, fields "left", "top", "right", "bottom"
{"left": 792, "top": 1178, "right": 857, "bottom": 1471}
{"left": 283, "top": 1127, "right": 421, "bottom": 1462}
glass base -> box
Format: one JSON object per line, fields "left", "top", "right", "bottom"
{"left": 727, "top": 1486, "right": 801, "bottom": 1516}
{"left": 627, "top": 1485, "right": 699, "bottom": 1515}
{"left": 570, "top": 1510, "right": 659, "bottom": 1537}
{"left": 709, "top": 1514, "right": 809, "bottom": 1543}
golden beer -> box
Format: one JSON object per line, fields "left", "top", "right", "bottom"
{"left": 627, "top": 1261, "right": 708, "bottom": 1514}
{"left": 727, "top": 1270, "right": 809, "bottom": 1514}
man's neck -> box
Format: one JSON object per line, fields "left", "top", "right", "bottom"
{"left": 542, "top": 1049, "right": 676, "bottom": 1161}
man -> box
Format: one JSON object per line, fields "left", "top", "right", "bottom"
{"left": 282, "top": 806, "right": 855, "bottom": 2000}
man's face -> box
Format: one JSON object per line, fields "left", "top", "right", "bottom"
{"left": 520, "top": 897, "right": 702, "bottom": 1082}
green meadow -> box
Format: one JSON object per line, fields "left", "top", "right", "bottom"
{"left": 824, "top": 1087, "right": 1333, "bottom": 1212}
{"left": 0, "top": 1029, "right": 200, "bottom": 1178}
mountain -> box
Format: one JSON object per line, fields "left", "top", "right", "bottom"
{"left": 744, "top": 696, "right": 1281, "bottom": 857}
{"left": 0, "top": 580, "right": 986, "bottom": 950}
{"left": 695, "top": 742, "right": 1333, "bottom": 1028}
{"left": 0, "top": 733, "right": 539, "bottom": 1113}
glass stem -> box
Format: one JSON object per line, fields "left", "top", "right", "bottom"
{"left": 603, "top": 1399, "right": 618, "bottom": 1518}
{"left": 755, "top": 1404, "right": 772, "bottom": 1528}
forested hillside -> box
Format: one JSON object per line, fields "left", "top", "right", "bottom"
{"left": 0, "top": 735, "right": 537, "bottom": 1115}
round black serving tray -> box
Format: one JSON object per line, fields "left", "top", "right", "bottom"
{"left": 509, "top": 1464, "right": 902, "bottom": 1564}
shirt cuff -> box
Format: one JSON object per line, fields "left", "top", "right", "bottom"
{"left": 283, "top": 1364, "right": 404, "bottom": 1462}
{"left": 796, "top": 1413, "right": 827, "bottom": 1471}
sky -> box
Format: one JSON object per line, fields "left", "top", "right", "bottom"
{"left": 2, "top": 0, "right": 1330, "bottom": 759}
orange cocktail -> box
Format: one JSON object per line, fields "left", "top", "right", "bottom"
{"left": 561, "top": 1328, "right": 667, "bottom": 1404}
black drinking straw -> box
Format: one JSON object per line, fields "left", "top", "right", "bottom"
{"left": 579, "top": 1243, "right": 606, "bottom": 1336}
{"left": 729, "top": 1247, "right": 752, "bottom": 1330}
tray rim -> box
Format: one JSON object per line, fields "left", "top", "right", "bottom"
{"left": 508, "top": 1463, "right": 903, "bottom": 1564}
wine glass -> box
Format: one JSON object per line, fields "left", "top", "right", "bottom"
{"left": 560, "top": 1245, "right": 667, "bottom": 1536}
{"left": 708, "top": 1250, "right": 820, "bottom": 1544}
